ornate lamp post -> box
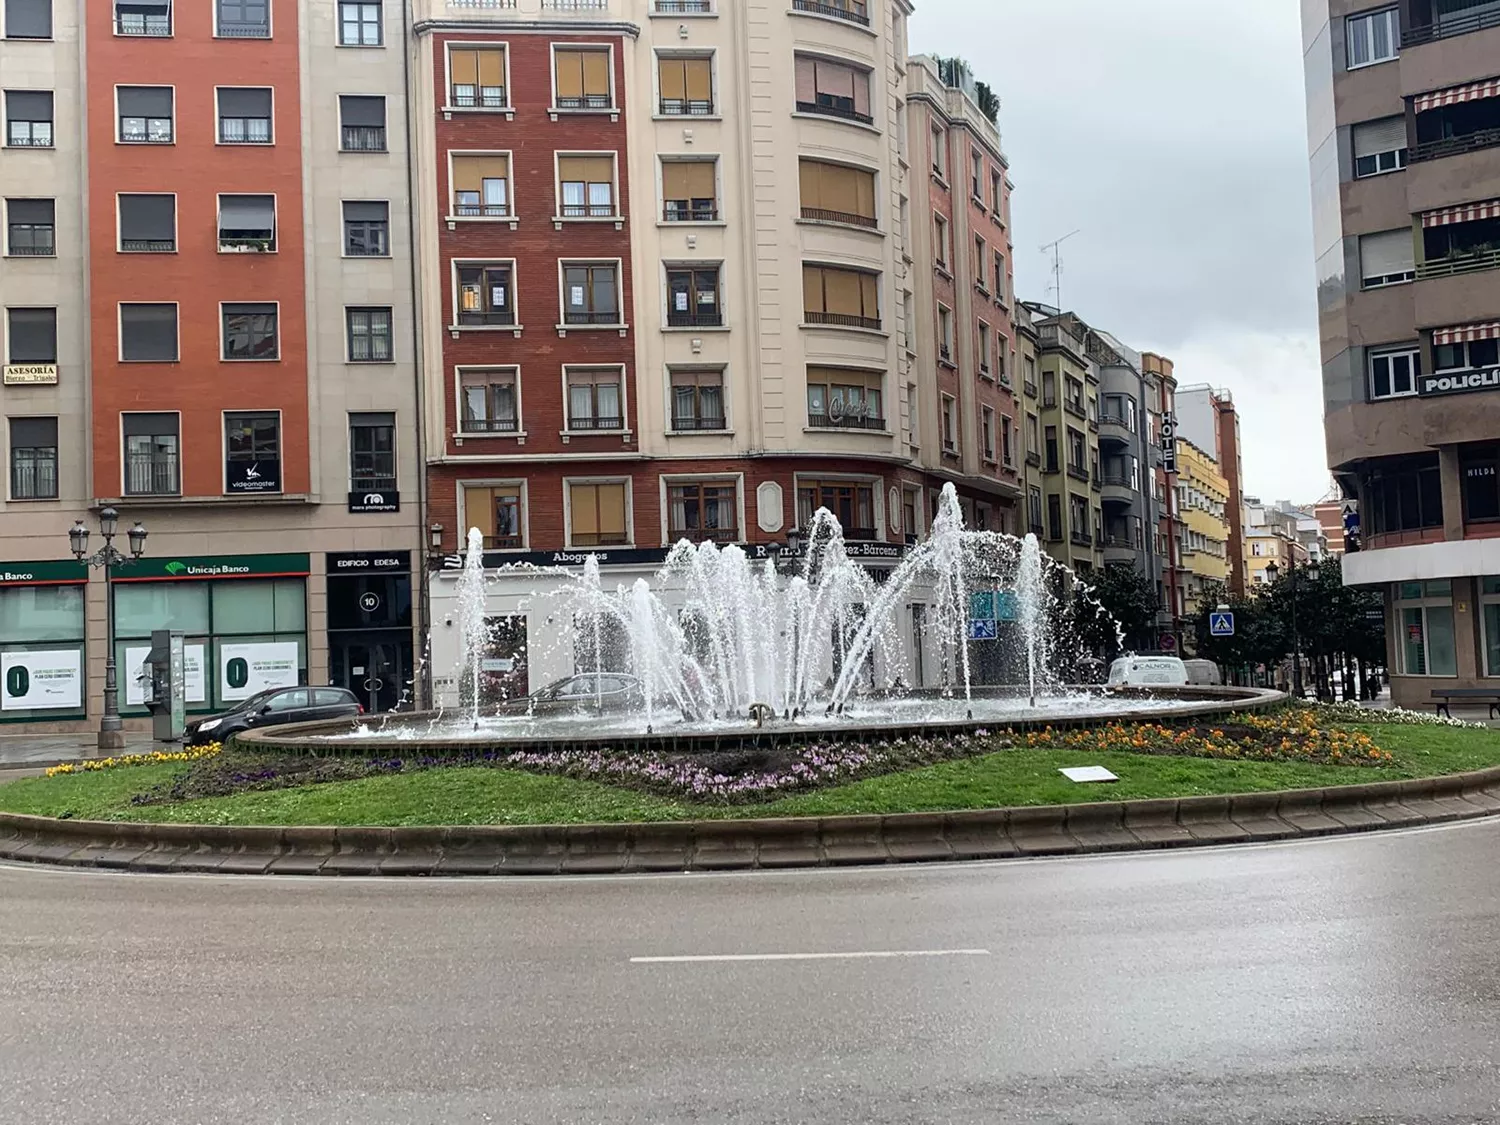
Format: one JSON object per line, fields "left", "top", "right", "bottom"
{"left": 70, "top": 509, "right": 147, "bottom": 750}
{"left": 1266, "top": 556, "right": 1320, "bottom": 699}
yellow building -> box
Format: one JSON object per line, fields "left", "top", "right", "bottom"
{"left": 1175, "top": 438, "right": 1231, "bottom": 619}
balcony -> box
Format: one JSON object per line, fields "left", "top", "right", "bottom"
{"left": 804, "top": 311, "right": 880, "bottom": 331}
{"left": 217, "top": 19, "right": 269, "bottom": 37}
{"left": 660, "top": 99, "right": 715, "bottom": 117}
{"left": 800, "top": 206, "right": 878, "bottom": 230}
{"left": 341, "top": 126, "right": 387, "bottom": 152}
{"left": 1100, "top": 472, "right": 1135, "bottom": 506}
{"left": 664, "top": 203, "right": 718, "bottom": 222}
{"left": 794, "top": 100, "right": 874, "bottom": 126}
{"left": 1063, "top": 398, "right": 1086, "bottom": 420}
{"left": 671, "top": 415, "right": 727, "bottom": 431}
{"left": 124, "top": 454, "right": 179, "bottom": 496}
{"left": 460, "top": 418, "right": 520, "bottom": 435}
{"left": 1403, "top": 2, "right": 1500, "bottom": 45}
{"left": 1024, "top": 379, "right": 1037, "bottom": 396}
{"left": 1070, "top": 530, "right": 1093, "bottom": 547}
{"left": 1066, "top": 465, "right": 1089, "bottom": 483}
{"left": 1025, "top": 450, "right": 1041, "bottom": 468}
{"left": 1416, "top": 246, "right": 1500, "bottom": 279}
{"left": 1098, "top": 411, "right": 1133, "bottom": 445}
{"left": 667, "top": 311, "right": 724, "bottom": 328}
{"left": 568, "top": 415, "right": 624, "bottom": 431}
{"left": 808, "top": 412, "right": 886, "bottom": 431}
{"left": 791, "top": 0, "right": 869, "bottom": 25}
{"left": 669, "top": 526, "right": 739, "bottom": 544}
{"left": 654, "top": 0, "right": 713, "bottom": 11}
{"left": 1411, "top": 126, "right": 1500, "bottom": 163}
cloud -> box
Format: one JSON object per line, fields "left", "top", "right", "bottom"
{"left": 909, "top": 0, "right": 1325, "bottom": 500}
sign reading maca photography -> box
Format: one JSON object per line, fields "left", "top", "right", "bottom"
{"left": 2, "top": 363, "right": 58, "bottom": 385}
{"left": 1420, "top": 367, "right": 1500, "bottom": 397}
{"left": 348, "top": 491, "right": 400, "bottom": 513}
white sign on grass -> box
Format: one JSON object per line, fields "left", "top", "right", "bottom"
{"left": 219, "top": 642, "right": 300, "bottom": 701}
{"left": 1059, "top": 766, "right": 1119, "bottom": 784}
{"left": 1, "top": 649, "right": 82, "bottom": 711}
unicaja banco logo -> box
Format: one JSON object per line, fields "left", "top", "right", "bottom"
{"left": 165, "top": 561, "right": 188, "bottom": 576}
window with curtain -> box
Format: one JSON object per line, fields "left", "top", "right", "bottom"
{"left": 346, "top": 307, "right": 392, "bottom": 362}
{"left": 122, "top": 412, "right": 179, "bottom": 496}
{"left": 554, "top": 49, "right": 612, "bottom": 110}
{"left": 797, "top": 480, "right": 875, "bottom": 538}
{"left": 798, "top": 159, "right": 876, "bottom": 228}
{"left": 557, "top": 155, "right": 615, "bottom": 218}
{"left": 566, "top": 368, "right": 623, "bottom": 430}
{"left": 668, "top": 482, "right": 737, "bottom": 541}
{"left": 460, "top": 369, "right": 519, "bottom": 434}
{"left": 452, "top": 154, "right": 510, "bottom": 217}
{"left": 803, "top": 265, "right": 880, "bottom": 329}
{"left": 806, "top": 367, "right": 884, "bottom": 429}
{"left": 464, "top": 486, "right": 524, "bottom": 549}
{"left": 670, "top": 369, "right": 724, "bottom": 430}
{"left": 793, "top": 55, "right": 872, "bottom": 123}
{"left": 568, "top": 482, "right": 629, "bottom": 546}
{"left": 1346, "top": 7, "right": 1398, "bottom": 69}
{"left": 339, "top": 95, "right": 386, "bottom": 151}
{"left": 449, "top": 46, "right": 507, "bottom": 108}
{"left": 5, "top": 89, "right": 53, "bottom": 146}
{"left": 217, "top": 87, "right": 272, "bottom": 143}
{"left": 8, "top": 416, "right": 57, "bottom": 499}
{"left": 662, "top": 160, "right": 717, "bottom": 221}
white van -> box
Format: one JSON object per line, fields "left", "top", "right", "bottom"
{"left": 1182, "top": 659, "right": 1223, "bottom": 686}
{"left": 1107, "top": 656, "right": 1189, "bottom": 688}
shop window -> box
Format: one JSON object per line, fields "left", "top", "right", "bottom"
{"left": 1483, "top": 576, "right": 1500, "bottom": 677}
{"left": 1395, "top": 580, "right": 1456, "bottom": 677}
{"left": 349, "top": 412, "right": 395, "bottom": 493}
{"left": 0, "top": 583, "right": 85, "bottom": 719}
{"left": 568, "top": 481, "right": 629, "bottom": 547}
{"left": 448, "top": 45, "right": 507, "bottom": 108}
{"left": 464, "top": 485, "right": 524, "bottom": 549}
{"left": 460, "top": 368, "right": 519, "bottom": 434}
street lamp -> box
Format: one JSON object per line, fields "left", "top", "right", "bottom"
{"left": 1265, "top": 558, "right": 1321, "bottom": 699}
{"left": 70, "top": 509, "right": 148, "bottom": 751}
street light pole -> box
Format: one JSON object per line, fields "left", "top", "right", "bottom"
{"left": 71, "top": 509, "right": 147, "bottom": 751}
{"left": 1289, "top": 565, "right": 1303, "bottom": 699}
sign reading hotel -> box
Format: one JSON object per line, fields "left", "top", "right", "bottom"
{"left": 219, "top": 641, "right": 300, "bottom": 702}
{"left": 3, "top": 364, "right": 58, "bottom": 385}
{"left": 1, "top": 650, "right": 82, "bottom": 711}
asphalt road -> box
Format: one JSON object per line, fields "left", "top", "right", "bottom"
{"left": 1, "top": 823, "right": 1498, "bottom": 1125}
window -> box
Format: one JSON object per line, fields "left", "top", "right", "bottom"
{"left": 1042, "top": 370, "right": 1056, "bottom": 406}
{"left": 941, "top": 394, "right": 957, "bottom": 451}
{"left": 1024, "top": 354, "right": 1037, "bottom": 391}
{"left": 993, "top": 251, "right": 1007, "bottom": 302}
{"left": 668, "top": 481, "right": 737, "bottom": 542}
{"left": 115, "top": 1, "right": 170, "bottom": 37}
{"left": 933, "top": 213, "right": 949, "bottom": 268}
{"left": 1484, "top": 577, "right": 1500, "bottom": 677}
{"left": 1044, "top": 425, "right": 1058, "bottom": 472}
{"left": 1353, "top": 116, "right": 1407, "bottom": 177}
{"left": 218, "top": 194, "right": 275, "bottom": 251}
{"left": 339, "top": 95, "right": 386, "bottom": 152}
{"left": 670, "top": 368, "right": 725, "bottom": 430}
{"left": 449, "top": 45, "right": 507, "bottom": 109}
{"left": 8, "top": 417, "right": 56, "bottom": 500}
{"left": 1070, "top": 495, "right": 1091, "bottom": 544}
{"left": 1046, "top": 494, "right": 1062, "bottom": 540}
{"left": 460, "top": 368, "right": 519, "bottom": 434}
{"left": 978, "top": 321, "right": 992, "bottom": 375}
{"left": 793, "top": 55, "right": 872, "bottom": 124}
{"left": 1026, "top": 413, "right": 1040, "bottom": 463}
{"left": 5, "top": 90, "right": 52, "bottom": 147}
{"left": 562, "top": 263, "right": 620, "bottom": 325}
{"left": 554, "top": 48, "right": 612, "bottom": 110}
{"left": 557, "top": 155, "right": 615, "bottom": 218}
{"left": 1395, "top": 580, "right": 1456, "bottom": 676}
{"left": 117, "top": 193, "right": 175, "bottom": 252}
{"left": 349, "top": 412, "right": 395, "bottom": 493}
{"left": 566, "top": 368, "right": 623, "bottom": 430}
{"left": 658, "top": 54, "right": 713, "bottom": 115}
{"left": 5, "top": 0, "right": 51, "bottom": 39}
{"left": 217, "top": 87, "right": 271, "bottom": 143}
{"left": 224, "top": 412, "right": 280, "bottom": 494}
{"left": 667, "top": 267, "right": 722, "bottom": 327}
{"left": 1434, "top": 337, "right": 1499, "bottom": 372}
{"left": 902, "top": 488, "right": 919, "bottom": 539}
{"left": 1359, "top": 229, "right": 1415, "bottom": 288}
{"left": 122, "top": 412, "right": 179, "bottom": 496}
{"left": 971, "top": 147, "right": 983, "bottom": 200}
{"left": 973, "top": 235, "right": 987, "bottom": 288}
{"left": 216, "top": 0, "right": 267, "bottom": 37}
{"left": 1369, "top": 345, "right": 1419, "bottom": 400}
{"left": 451, "top": 154, "right": 510, "bottom": 217}
{"left": 802, "top": 265, "right": 879, "bottom": 330}
{"left": 5, "top": 198, "right": 53, "bottom": 256}
{"left": 117, "top": 85, "right": 172, "bottom": 143}
{"left": 337, "top": 1, "right": 380, "bottom": 46}
{"left": 937, "top": 305, "right": 953, "bottom": 361}
{"left": 806, "top": 367, "right": 883, "bottom": 429}
{"left": 5, "top": 306, "right": 55, "bottom": 363}
{"left": 1068, "top": 427, "right": 1086, "bottom": 473}
{"left": 981, "top": 407, "right": 995, "bottom": 461}
{"left": 1365, "top": 454, "right": 1443, "bottom": 534}
{"left": 931, "top": 125, "right": 947, "bottom": 178}
{"left": 1461, "top": 444, "right": 1500, "bottom": 522}
{"left": 457, "top": 263, "right": 515, "bottom": 327}
{"left": 1346, "top": 7, "right": 1398, "bottom": 69}
{"left": 221, "top": 302, "right": 278, "bottom": 361}
{"left": 797, "top": 480, "right": 875, "bottom": 538}
{"left": 802, "top": 157, "right": 879, "bottom": 229}
{"left": 1002, "top": 416, "right": 1014, "bottom": 467}
{"left": 119, "top": 303, "right": 177, "bottom": 362}
{"left": 569, "top": 481, "right": 629, "bottom": 546}
{"left": 342, "top": 201, "right": 389, "bottom": 257}
{"left": 346, "top": 307, "right": 392, "bottom": 362}
{"left": 465, "top": 486, "right": 524, "bottom": 549}
{"left": 991, "top": 170, "right": 1004, "bottom": 215}
{"left": 662, "top": 160, "right": 717, "bottom": 222}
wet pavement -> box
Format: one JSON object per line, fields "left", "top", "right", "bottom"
{"left": 1, "top": 821, "right": 1498, "bottom": 1123}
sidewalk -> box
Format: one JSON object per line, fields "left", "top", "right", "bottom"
{"left": 0, "top": 732, "right": 163, "bottom": 769}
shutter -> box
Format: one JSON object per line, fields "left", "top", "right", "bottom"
{"left": 119, "top": 194, "right": 175, "bottom": 240}
{"left": 1352, "top": 116, "right": 1406, "bottom": 157}
{"left": 571, "top": 484, "right": 599, "bottom": 537}
{"left": 824, "top": 269, "right": 861, "bottom": 315}
{"left": 119, "top": 86, "right": 173, "bottom": 117}
{"left": 854, "top": 167, "right": 876, "bottom": 218}
{"left": 680, "top": 161, "right": 714, "bottom": 198}
{"left": 219, "top": 195, "right": 274, "bottom": 229}
{"left": 340, "top": 95, "right": 385, "bottom": 128}
{"left": 464, "top": 488, "right": 496, "bottom": 542}
{"left": 817, "top": 61, "right": 854, "bottom": 99}
{"left": 598, "top": 484, "right": 626, "bottom": 537}
{"left": 218, "top": 87, "right": 270, "bottom": 117}
{"left": 5, "top": 307, "right": 55, "bottom": 362}
{"left": 1359, "top": 229, "right": 1414, "bottom": 278}
{"left": 5, "top": 0, "right": 52, "bottom": 39}
{"left": 121, "top": 304, "right": 178, "bottom": 361}
{"left": 555, "top": 51, "right": 583, "bottom": 98}
{"left": 659, "top": 57, "right": 686, "bottom": 100}
{"left": 794, "top": 56, "right": 815, "bottom": 101}
{"left": 581, "top": 51, "right": 610, "bottom": 96}
{"left": 798, "top": 160, "right": 821, "bottom": 207}
{"left": 558, "top": 155, "right": 585, "bottom": 182}
{"left": 453, "top": 155, "right": 508, "bottom": 192}
{"left": 6, "top": 90, "right": 52, "bottom": 120}
{"left": 350, "top": 411, "right": 394, "bottom": 428}
{"left": 663, "top": 162, "right": 694, "bottom": 198}
{"left": 344, "top": 201, "right": 388, "bottom": 222}
{"left": 684, "top": 58, "right": 712, "bottom": 100}
{"left": 580, "top": 156, "right": 612, "bottom": 183}
{"left": 477, "top": 48, "right": 504, "bottom": 87}
{"left": 803, "top": 265, "right": 824, "bottom": 311}
{"left": 859, "top": 272, "right": 878, "bottom": 317}
{"left": 450, "top": 48, "right": 478, "bottom": 87}
{"left": 826, "top": 164, "right": 858, "bottom": 211}
{"left": 122, "top": 412, "right": 177, "bottom": 437}
{"left": 852, "top": 68, "right": 870, "bottom": 115}
{"left": 7, "top": 198, "right": 52, "bottom": 224}
{"left": 9, "top": 417, "right": 56, "bottom": 448}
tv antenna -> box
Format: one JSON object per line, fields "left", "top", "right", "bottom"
{"left": 1040, "top": 229, "right": 1081, "bottom": 309}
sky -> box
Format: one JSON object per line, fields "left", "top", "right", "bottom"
{"left": 908, "top": 0, "right": 1332, "bottom": 505}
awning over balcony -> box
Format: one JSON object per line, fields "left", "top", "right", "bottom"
{"left": 1421, "top": 198, "right": 1500, "bottom": 227}
{"left": 1414, "top": 76, "right": 1500, "bottom": 114}
{"left": 1432, "top": 320, "right": 1500, "bottom": 346}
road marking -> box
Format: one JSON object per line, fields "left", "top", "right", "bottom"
{"left": 630, "top": 949, "right": 990, "bottom": 964}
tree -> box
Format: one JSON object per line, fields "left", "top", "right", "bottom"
{"left": 1077, "top": 566, "right": 1159, "bottom": 656}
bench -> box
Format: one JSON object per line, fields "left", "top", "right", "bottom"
{"left": 1430, "top": 688, "right": 1500, "bottom": 719}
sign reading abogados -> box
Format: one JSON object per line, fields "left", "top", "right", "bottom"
{"left": 117, "top": 554, "right": 311, "bottom": 582}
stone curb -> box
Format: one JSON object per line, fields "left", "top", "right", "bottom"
{"left": 3, "top": 764, "right": 1499, "bottom": 876}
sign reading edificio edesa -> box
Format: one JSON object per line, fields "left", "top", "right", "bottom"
{"left": 1, "top": 650, "right": 82, "bottom": 711}
{"left": 1420, "top": 366, "right": 1500, "bottom": 397}
{"left": 219, "top": 642, "right": 300, "bottom": 701}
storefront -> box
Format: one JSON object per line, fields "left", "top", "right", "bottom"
{"left": 326, "top": 551, "right": 414, "bottom": 713}
{"left": 0, "top": 561, "right": 89, "bottom": 723}
{"left": 112, "top": 554, "right": 310, "bottom": 717}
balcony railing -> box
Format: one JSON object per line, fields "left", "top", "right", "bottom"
{"left": 1066, "top": 465, "right": 1089, "bottom": 482}
{"left": 6, "top": 130, "right": 53, "bottom": 148}
{"left": 564, "top": 310, "right": 622, "bottom": 325}
{"left": 794, "top": 100, "right": 874, "bottom": 126}
{"left": 571, "top": 532, "right": 630, "bottom": 547}
{"left": 1410, "top": 127, "right": 1500, "bottom": 163}
{"left": 671, "top": 415, "right": 727, "bottom": 431}
{"left": 560, "top": 202, "right": 616, "bottom": 218}
{"left": 460, "top": 418, "right": 520, "bottom": 434}
{"left": 1070, "top": 530, "right": 1093, "bottom": 547}
{"left": 543, "top": 0, "right": 609, "bottom": 8}
{"left": 663, "top": 203, "right": 718, "bottom": 222}
{"left": 1023, "top": 379, "right": 1038, "bottom": 396}
{"left": 217, "top": 20, "right": 269, "bottom": 37}
{"left": 659, "top": 99, "right": 715, "bottom": 116}
{"left": 654, "top": 0, "right": 713, "bottom": 11}
{"left": 6, "top": 236, "right": 55, "bottom": 257}
{"left": 1099, "top": 411, "right": 1132, "bottom": 428}
{"left": 1101, "top": 471, "right": 1133, "bottom": 488}
{"left": 1025, "top": 450, "right": 1041, "bottom": 467}
{"left": 668, "top": 311, "right": 724, "bottom": 328}
{"left": 791, "top": 0, "right": 869, "bottom": 25}
{"left": 10, "top": 460, "right": 57, "bottom": 500}
{"left": 116, "top": 13, "right": 171, "bottom": 36}
{"left": 807, "top": 412, "right": 886, "bottom": 431}
{"left": 341, "top": 126, "right": 387, "bottom": 152}
{"left": 451, "top": 89, "right": 509, "bottom": 109}
{"left": 121, "top": 238, "right": 174, "bottom": 252}
{"left": 448, "top": 0, "right": 517, "bottom": 7}
{"left": 1416, "top": 247, "right": 1500, "bottom": 280}
{"left": 124, "top": 453, "right": 180, "bottom": 496}
{"left": 669, "top": 526, "right": 739, "bottom": 543}
{"left": 556, "top": 94, "right": 613, "bottom": 111}
{"left": 804, "top": 310, "right": 880, "bottom": 330}
{"left": 800, "top": 206, "right": 878, "bottom": 229}
{"left": 1064, "top": 399, "right": 1086, "bottom": 419}
{"left": 1403, "top": 6, "right": 1500, "bottom": 46}
{"left": 1103, "top": 535, "right": 1135, "bottom": 550}
{"left": 454, "top": 201, "right": 511, "bottom": 218}
{"left": 939, "top": 343, "right": 952, "bottom": 363}
{"left": 568, "top": 415, "right": 624, "bottom": 430}
{"left": 457, "top": 310, "right": 515, "bottom": 327}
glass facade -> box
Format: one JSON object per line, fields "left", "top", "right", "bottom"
{"left": 1484, "top": 577, "right": 1500, "bottom": 678}
{"left": 0, "top": 580, "right": 86, "bottom": 721}
{"left": 1395, "top": 580, "right": 1457, "bottom": 677}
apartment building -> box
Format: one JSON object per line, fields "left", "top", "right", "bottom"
{"left": 1243, "top": 497, "right": 1305, "bottom": 587}
{"left": 1175, "top": 383, "right": 1246, "bottom": 594}
{"left": 1174, "top": 438, "right": 1231, "bottom": 621}
{"left": 0, "top": 0, "right": 423, "bottom": 732}
{"left": 1142, "top": 351, "right": 1185, "bottom": 648}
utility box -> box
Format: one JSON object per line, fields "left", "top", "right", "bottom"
{"left": 143, "top": 629, "right": 187, "bottom": 743}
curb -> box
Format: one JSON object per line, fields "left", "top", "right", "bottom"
{"left": 3, "top": 765, "right": 1499, "bottom": 876}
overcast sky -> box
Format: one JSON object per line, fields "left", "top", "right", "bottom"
{"left": 909, "top": 0, "right": 1331, "bottom": 505}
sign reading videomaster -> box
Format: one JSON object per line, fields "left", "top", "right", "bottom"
{"left": 1420, "top": 366, "right": 1500, "bottom": 397}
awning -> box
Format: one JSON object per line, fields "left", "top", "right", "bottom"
{"left": 1432, "top": 321, "right": 1500, "bottom": 346}
{"left": 1421, "top": 198, "right": 1500, "bottom": 227}
{"left": 1414, "top": 77, "right": 1500, "bottom": 114}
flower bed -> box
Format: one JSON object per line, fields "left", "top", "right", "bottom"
{"left": 1312, "top": 700, "right": 1485, "bottom": 729}
{"left": 46, "top": 743, "right": 222, "bottom": 778}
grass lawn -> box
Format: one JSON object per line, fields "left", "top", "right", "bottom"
{"left": 0, "top": 720, "right": 1496, "bottom": 828}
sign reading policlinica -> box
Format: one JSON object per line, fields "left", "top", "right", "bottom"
{"left": 1, "top": 650, "right": 82, "bottom": 711}
{"left": 1420, "top": 366, "right": 1500, "bottom": 397}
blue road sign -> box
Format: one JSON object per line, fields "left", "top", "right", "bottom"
{"left": 968, "top": 619, "right": 998, "bottom": 642}
{"left": 1209, "top": 611, "right": 1235, "bottom": 638}
{"left": 969, "top": 591, "right": 996, "bottom": 621}
{"left": 995, "top": 591, "right": 1019, "bottom": 623}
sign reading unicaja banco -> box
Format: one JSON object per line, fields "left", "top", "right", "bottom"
{"left": 0, "top": 560, "right": 89, "bottom": 586}
{"left": 119, "top": 554, "right": 311, "bottom": 582}
{"left": 1420, "top": 366, "right": 1500, "bottom": 397}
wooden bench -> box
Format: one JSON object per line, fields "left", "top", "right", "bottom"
{"left": 1430, "top": 688, "right": 1500, "bottom": 719}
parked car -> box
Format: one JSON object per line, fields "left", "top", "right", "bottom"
{"left": 498, "top": 673, "right": 647, "bottom": 716}
{"left": 1106, "top": 655, "right": 1189, "bottom": 688}
{"left": 186, "top": 686, "right": 362, "bottom": 746}
{"left": 1182, "top": 658, "right": 1223, "bottom": 686}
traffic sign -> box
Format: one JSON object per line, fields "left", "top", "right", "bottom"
{"left": 967, "top": 619, "right": 998, "bottom": 642}
{"left": 1209, "top": 611, "right": 1235, "bottom": 637}
{"left": 969, "top": 591, "right": 996, "bottom": 621}
{"left": 1159, "top": 633, "right": 1177, "bottom": 651}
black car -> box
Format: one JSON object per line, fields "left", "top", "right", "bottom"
{"left": 185, "top": 686, "right": 363, "bottom": 745}
{"left": 497, "top": 673, "right": 647, "bottom": 716}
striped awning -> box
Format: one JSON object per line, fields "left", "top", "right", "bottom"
{"left": 1421, "top": 198, "right": 1500, "bottom": 227}
{"left": 1414, "top": 77, "right": 1500, "bottom": 114}
{"left": 1432, "top": 321, "right": 1500, "bottom": 346}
